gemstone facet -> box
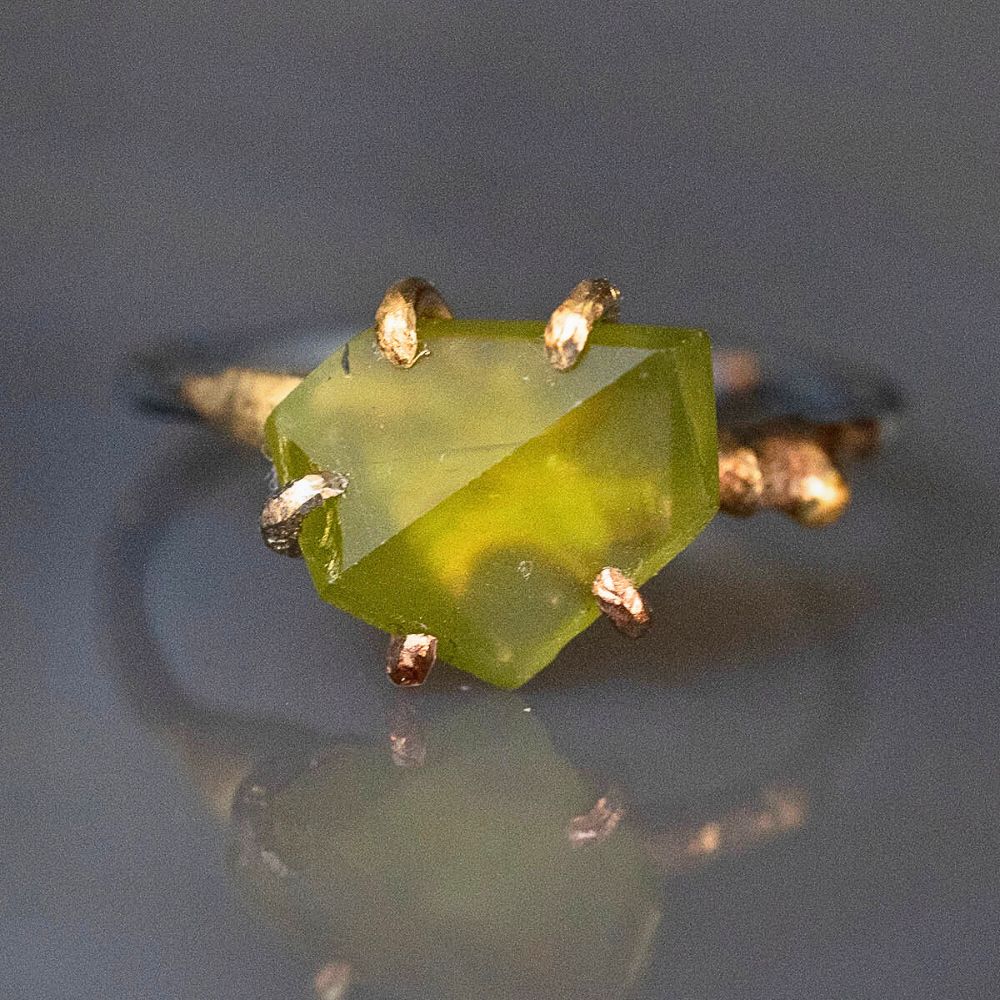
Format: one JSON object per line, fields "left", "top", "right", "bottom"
{"left": 265, "top": 319, "right": 719, "bottom": 688}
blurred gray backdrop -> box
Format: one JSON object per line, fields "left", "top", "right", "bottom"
{"left": 2, "top": 3, "right": 998, "bottom": 999}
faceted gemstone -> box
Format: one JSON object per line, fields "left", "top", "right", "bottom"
{"left": 265, "top": 319, "right": 719, "bottom": 688}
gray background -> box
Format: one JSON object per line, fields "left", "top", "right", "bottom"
{"left": 2, "top": 3, "right": 998, "bottom": 999}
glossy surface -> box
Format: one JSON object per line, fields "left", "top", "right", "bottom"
{"left": 7, "top": 358, "right": 997, "bottom": 1000}
{"left": 5, "top": 4, "right": 999, "bottom": 999}
{"left": 233, "top": 703, "right": 659, "bottom": 1000}
{"left": 267, "top": 320, "right": 718, "bottom": 687}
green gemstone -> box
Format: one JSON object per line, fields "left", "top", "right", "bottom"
{"left": 266, "top": 318, "right": 719, "bottom": 687}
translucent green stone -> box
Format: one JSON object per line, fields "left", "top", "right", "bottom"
{"left": 265, "top": 319, "right": 718, "bottom": 687}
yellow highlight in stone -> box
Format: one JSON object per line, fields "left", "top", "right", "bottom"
{"left": 266, "top": 318, "right": 718, "bottom": 687}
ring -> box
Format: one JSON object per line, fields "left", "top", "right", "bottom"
{"left": 124, "top": 277, "right": 902, "bottom": 690}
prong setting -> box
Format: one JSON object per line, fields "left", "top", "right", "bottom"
{"left": 386, "top": 633, "right": 438, "bottom": 686}
{"left": 544, "top": 278, "right": 621, "bottom": 371}
{"left": 592, "top": 566, "right": 651, "bottom": 638}
{"left": 374, "top": 277, "right": 453, "bottom": 368}
{"left": 260, "top": 471, "right": 349, "bottom": 557}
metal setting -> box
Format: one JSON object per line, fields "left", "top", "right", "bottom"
{"left": 756, "top": 432, "right": 851, "bottom": 526}
{"left": 180, "top": 368, "right": 303, "bottom": 449}
{"left": 260, "top": 471, "right": 349, "bottom": 557}
{"left": 592, "top": 566, "right": 651, "bottom": 638}
{"left": 717, "top": 438, "right": 765, "bottom": 517}
{"left": 718, "top": 429, "right": 851, "bottom": 526}
{"left": 386, "top": 633, "right": 438, "bottom": 687}
{"left": 544, "top": 278, "right": 621, "bottom": 371}
{"left": 126, "top": 278, "right": 905, "bottom": 687}
{"left": 374, "top": 277, "right": 453, "bottom": 368}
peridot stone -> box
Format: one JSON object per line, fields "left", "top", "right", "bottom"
{"left": 265, "top": 319, "right": 718, "bottom": 687}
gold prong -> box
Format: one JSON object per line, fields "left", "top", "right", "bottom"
{"left": 260, "top": 471, "right": 348, "bottom": 557}
{"left": 386, "top": 633, "right": 438, "bottom": 686}
{"left": 567, "top": 792, "right": 625, "bottom": 846}
{"left": 544, "top": 278, "right": 621, "bottom": 371}
{"left": 592, "top": 566, "right": 650, "bottom": 638}
{"left": 313, "top": 961, "right": 352, "bottom": 1000}
{"left": 374, "top": 277, "right": 453, "bottom": 368}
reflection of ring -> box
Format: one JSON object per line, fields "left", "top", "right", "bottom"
{"left": 123, "top": 277, "right": 902, "bottom": 689}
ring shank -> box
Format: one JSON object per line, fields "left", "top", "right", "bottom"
{"left": 124, "top": 327, "right": 902, "bottom": 432}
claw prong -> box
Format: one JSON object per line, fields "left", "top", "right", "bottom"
{"left": 544, "top": 278, "right": 621, "bottom": 371}
{"left": 374, "top": 277, "right": 453, "bottom": 368}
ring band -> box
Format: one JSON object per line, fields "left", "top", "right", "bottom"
{"left": 122, "top": 277, "right": 903, "bottom": 688}
{"left": 124, "top": 324, "right": 902, "bottom": 434}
